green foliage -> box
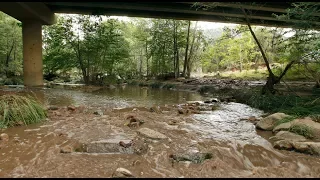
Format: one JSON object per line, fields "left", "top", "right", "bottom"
{"left": 289, "top": 124, "right": 314, "bottom": 139}
{"left": 43, "top": 15, "right": 130, "bottom": 84}
{"left": 310, "top": 114, "right": 320, "bottom": 123}
{"left": 0, "top": 95, "right": 47, "bottom": 129}
{"left": 0, "top": 12, "right": 23, "bottom": 80}
{"left": 234, "top": 88, "right": 320, "bottom": 116}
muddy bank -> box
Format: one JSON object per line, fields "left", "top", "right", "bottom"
{"left": 1, "top": 103, "right": 320, "bottom": 178}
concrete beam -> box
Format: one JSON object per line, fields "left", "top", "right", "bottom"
{"left": 0, "top": 2, "right": 56, "bottom": 25}
{"left": 45, "top": 2, "right": 320, "bottom": 29}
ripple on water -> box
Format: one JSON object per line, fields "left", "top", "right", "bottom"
{"left": 191, "top": 102, "right": 270, "bottom": 146}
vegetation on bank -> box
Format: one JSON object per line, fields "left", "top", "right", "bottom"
{"left": 0, "top": 95, "right": 47, "bottom": 129}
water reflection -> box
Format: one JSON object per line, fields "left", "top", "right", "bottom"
{"left": 28, "top": 85, "right": 206, "bottom": 108}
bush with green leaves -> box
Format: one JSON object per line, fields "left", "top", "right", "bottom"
{"left": 0, "top": 94, "right": 47, "bottom": 129}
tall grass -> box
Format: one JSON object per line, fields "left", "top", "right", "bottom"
{"left": 0, "top": 94, "right": 47, "bottom": 128}
{"left": 233, "top": 88, "right": 320, "bottom": 117}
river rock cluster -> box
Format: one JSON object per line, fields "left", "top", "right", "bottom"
{"left": 251, "top": 112, "right": 320, "bottom": 155}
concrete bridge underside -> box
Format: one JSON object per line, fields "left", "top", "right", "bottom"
{"left": 0, "top": 2, "right": 319, "bottom": 86}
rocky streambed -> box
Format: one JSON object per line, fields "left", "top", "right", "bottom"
{"left": 1, "top": 98, "right": 320, "bottom": 178}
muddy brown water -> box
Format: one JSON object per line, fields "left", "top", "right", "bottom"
{"left": 1, "top": 85, "right": 320, "bottom": 178}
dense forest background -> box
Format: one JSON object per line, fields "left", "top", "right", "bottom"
{"left": 0, "top": 2, "right": 319, "bottom": 88}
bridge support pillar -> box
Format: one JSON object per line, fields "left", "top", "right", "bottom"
{"left": 22, "top": 20, "right": 43, "bottom": 87}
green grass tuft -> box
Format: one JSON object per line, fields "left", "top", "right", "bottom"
{"left": 289, "top": 124, "right": 314, "bottom": 139}
{"left": 0, "top": 94, "right": 47, "bottom": 129}
{"left": 275, "top": 116, "right": 298, "bottom": 127}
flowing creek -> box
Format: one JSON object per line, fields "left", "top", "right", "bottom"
{"left": 0, "top": 85, "right": 320, "bottom": 178}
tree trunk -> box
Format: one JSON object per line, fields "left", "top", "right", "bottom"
{"left": 186, "top": 22, "right": 198, "bottom": 78}
{"left": 182, "top": 21, "right": 191, "bottom": 77}
{"left": 240, "top": 7, "right": 295, "bottom": 94}
{"left": 145, "top": 40, "right": 149, "bottom": 77}
{"left": 5, "top": 41, "right": 15, "bottom": 77}
{"left": 139, "top": 48, "right": 143, "bottom": 78}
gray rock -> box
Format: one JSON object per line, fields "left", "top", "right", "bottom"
{"left": 256, "top": 113, "right": 290, "bottom": 131}
{"left": 273, "top": 140, "right": 293, "bottom": 150}
{"left": 86, "top": 139, "right": 134, "bottom": 154}
{"left": 271, "top": 131, "right": 307, "bottom": 142}
{"left": 0, "top": 133, "right": 9, "bottom": 141}
{"left": 47, "top": 106, "right": 59, "bottom": 110}
{"left": 273, "top": 122, "right": 292, "bottom": 133}
{"left": 169, "top": 152, "right": 213, "bottom": 164}
{"left": 137, "top": 128, "right": 167, "bottom": 140}
{"left": 112, "top": 167, "right": 134, "bottom": 178}
{"left": 60, "top": 145, "right": 73, "bottom": 153}
{"left": 292, "top": 142, "right": 320, "bottom": 155}
{"left": 93, "top": 109, "right": 104, "bottom": 116}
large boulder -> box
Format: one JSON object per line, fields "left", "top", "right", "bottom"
{"left": 292, "top": 142, "right": 320, "bottom": 156}
{"left": 273, "top": 121, "right": 292, "bottom": 133}
{"left": 291, "top": 117, "right": 320, "bottom": 140}
{"left": 270, "top": 131, "right": 307, "bottom": 142}
{"left": 256, "top": 113, "right": 290, "bottom": 131}
{"left": 273, "top": 140, "right": 293, "bottom": 150}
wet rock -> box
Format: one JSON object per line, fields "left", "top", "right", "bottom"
{"left": 126, "top": 115, "right": 144, "bottom": 128}
{"left": 273, "top": 140, "right": 293, "bottom": 150}
{"left": 273, "top": 122, "right": 292, "bottom": 133}
{"left": 256, "top": 113, "right": 290, "bottom": 131}
{"left": 292, "top": 142, "right": 320, "bottom": 155}
{"left": 178, "top": 108, "right": 187, "bottom": 114}
{"left": 291, "top": 117, "right": 320, "bottom": 140}
{"left": 60, "top": 145, "right": 73, "bottom": 153}
{"left": 168, "top": 120, "right": 178, "bottom": 126}
{"left": 132, "top": 160, "right": 141, "bottom": 166}
{"left": 47, "top": 106, "right": 59, "bottom": 111}
{"left": 137, "top": 128, "right": 167, "bottom": 140}
{"left": 93, "top": 109, "right": 104, "bottom": 116}
{"left": 150, "top": 106, "right": 161, "bottom": 113}
{"left": 86, "top": 139, "right": 134, "bottom": 154}
{"left": 14, "top": 121, "right": 24, "bottom": 126}
{"left": 119, "top": 140, "right": 133, "bottom": 148}
{"left": 0, "top": 133, "right": 9, "bottom": 142}
{"left": 67, "top": 106, "right": 76, "bottom": 111}
{"left": 270, "top": 131, "right": 307, "bottom": 142}
{"left": 204, "top": 100, "right": 211, "bottom": 104}
{"left": 53, "top": 111, "right": 62, "bottom": 116}
{"left": 248, "top": 116, "right": 258, "bottom": 121}
{"left": 169, "top": 152, "right": 213, "bottom": 164}
{"left": 211, "top": 98, "right": 219, "bottom": 103}
{"left": 112, "top": 167, "right": 134, "bottom": 178}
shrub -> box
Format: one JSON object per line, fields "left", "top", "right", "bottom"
{"left": 0, "top": 94, "right": 47, "bottom": 129}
